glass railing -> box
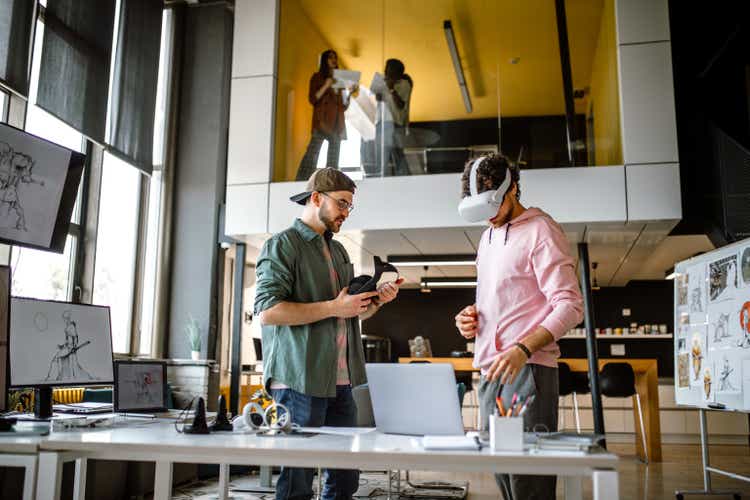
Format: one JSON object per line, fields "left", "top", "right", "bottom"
{"left": 274, "top": 0, "right": 622, "bottom": 182}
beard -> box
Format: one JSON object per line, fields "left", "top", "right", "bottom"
{"left": 318, "top": 205, "right": 345, "bottom": 233}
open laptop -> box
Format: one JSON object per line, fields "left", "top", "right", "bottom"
{"left": 365, "top": 363, "right": 464, "bottom": 436}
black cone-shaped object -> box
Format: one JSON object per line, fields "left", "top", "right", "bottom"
{"left": 184, "top": 397, "right": 210, "bottom": 434}
{"left": 210, "top": 394, "right": 233, "bottom": 431}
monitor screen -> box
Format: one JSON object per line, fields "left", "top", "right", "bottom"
{"left": 9, "top": 298, "right": 114, "bottom": 388}
{"left": 0, "top": 123, "right": 85, "bottom": 253}
{"left": 114, "top": 360, "right": 167, "bottom": 413}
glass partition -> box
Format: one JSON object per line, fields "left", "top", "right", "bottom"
{"left": 274, "top": 0, "right": 621, "bottom": 182}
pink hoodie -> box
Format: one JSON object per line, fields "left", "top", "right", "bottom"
{"left": 473, "top": 207, "right": 584, "bottom": 373}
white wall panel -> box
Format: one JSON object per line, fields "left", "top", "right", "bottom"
{"left": 232, "top": 0, "right": 278, "bottom": 78}
{"left": 615, "top": 0, "right": 670, "bottom": 45}
{"left": 619, "top": 43, "right": 679, "bottom": 165}
{"left": 267, "top": 167, "right": 628, "bottom": 234}
{"left": 225, "top": 183, "right": 269, "bottom": 235}
{"left": 227, "top": 76, "right": 275, "bottom": 185}
{"left": 626, "top": 163, "right": 682, "bottom": 221}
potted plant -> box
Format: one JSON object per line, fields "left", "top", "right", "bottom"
{"left": 186, "top": 315, "right": 202, "bottom": 360}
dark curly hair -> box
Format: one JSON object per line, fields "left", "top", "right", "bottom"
{"left": 460, "top": 154, "right": 520, "bottom": 200}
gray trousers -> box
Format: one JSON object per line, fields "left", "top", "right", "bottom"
{"left": 478, "top": 364, "right": 559, "bottom": 500}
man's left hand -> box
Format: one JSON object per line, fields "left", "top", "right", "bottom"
{"left": 486, "top": 345, "right": 529, "bottom": 384}
{"left": 375, "top": 278, "right": 404, "bottom": 306}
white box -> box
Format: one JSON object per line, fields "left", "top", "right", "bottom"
{"left": 489, "top": 416, "right": 523, "bottom": 451}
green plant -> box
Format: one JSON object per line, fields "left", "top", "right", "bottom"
{"left": 185, "top": 315, "right": 202, "bottom": 352}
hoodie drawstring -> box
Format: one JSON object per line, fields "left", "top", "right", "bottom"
{"left": 504, "top": 223, "right": 512, "bottom": 245}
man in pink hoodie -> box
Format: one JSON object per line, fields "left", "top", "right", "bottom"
{"left": 455, "top": 154, "right": 583, "bottom": 500}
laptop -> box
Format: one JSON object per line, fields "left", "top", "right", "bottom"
{"left": 365, "top": 363, "right": 464, "bottom": 436}
{"left": 53, "top": 402, "right": 113, "bottom": 415}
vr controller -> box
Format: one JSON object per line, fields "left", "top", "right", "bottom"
{"left": 348, "top": 256, "right": 399, "bottom": 295}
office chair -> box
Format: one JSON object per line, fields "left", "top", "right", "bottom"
{"left": 599, "top": 362, "right": 648, "bottom": 463}
{"left": 558, "top": 362, "right": 589, "bottom": 433}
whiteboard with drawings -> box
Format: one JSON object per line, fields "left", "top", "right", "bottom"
{"left": 674, "top": 237, "right": 750, "bottom": 411}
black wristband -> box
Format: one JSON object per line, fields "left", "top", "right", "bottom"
{"left": 515, "top": 342, "right": 532, "bottom": 359}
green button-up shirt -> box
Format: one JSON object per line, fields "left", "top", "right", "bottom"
{"left": 254, "top": 218, "right": 367, "bottom": 397}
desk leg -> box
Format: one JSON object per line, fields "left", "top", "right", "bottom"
{"left": 563, "top": 475, "right": 583, "bottom": 500}
{"left": 74, "top": 457, "right": 87, "bottom": 500}
{"left": 218, "top": 464, "right": 230, "bottom": 500}
{"left": 592, "top": 470, "right": 619, "bottom": 500}
{"left": 154, "top": 461, "right": 174, "bottom": 500}
{"left": 21, "top": 455, "right": 37, "bottom": 500}
{"left": 633, "top": 364, "right": 662, "bottom": 462}
{"left": 37, "top": 452, "right": 63, "bottom": 500}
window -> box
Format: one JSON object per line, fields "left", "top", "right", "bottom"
{"left": 11, "top": 19, "right": 84, "bottom": 301}
{"left": 93, "top": 152, "right": 141, "bottom": 353}
{"left": 11, "top": 236, "right": 75, "bottom": 301}
{"left": 0, "top": 91, "right": 8, "bottom": 122}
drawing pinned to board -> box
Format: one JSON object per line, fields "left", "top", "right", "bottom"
{"left": 687, "top": 264, "right": 707, "bottom": 322}
{"left": 677, "top": 352, "right": 690, "bottom": 388}
{"left": 741, "top": 247, "right": 750, "bottom": 287}
{"left": 709, "top": 255, "right": 738, "bottom": 302}
{"left": 739, "top": 301, "right": 750, "bottom": 349}
{"left": 708, "top": 300, "right": 738, "bottom": 350}
{"left": 716, "top": 353, "right": 741, "bottom": 394}
{"left": 676, "top": 273, "right": 688, "bottom": 306}
{"left": 703, "top": 365, "right": 714, "bottom": 402}
{"left": 691, "top": 331, "right": 705, "bottom": 385}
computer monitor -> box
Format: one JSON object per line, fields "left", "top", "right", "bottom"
{"left": 0, "top": 123, "right": 85, "bottom": 253}
{"left": 9, "top": 297, "right": 114, "bottom": 418}
{"left": 0, "top": 266, "right": 9, "bottom": 412}
{"left": 114, "top": 360, "right": 167, "bottom": 413}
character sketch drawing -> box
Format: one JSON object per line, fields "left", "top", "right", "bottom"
{"left": 690, "top": 287, "right": 703, "bottom": 313}
{"left": 44, "top": 310, "right": 94, "bottom": 381}
{"left": 712, "top": 313, "right": 731, "bottom": 342}
{"left": 0, "top": 140, "right": 46, "bottom": 231}
{"left": 739, "top": 301, "right": 750, "bottom": 348}
{"left": 717, "top": 356, "right": 737, "bottom": 392}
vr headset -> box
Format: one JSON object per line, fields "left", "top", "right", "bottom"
{"left": 457, "top": 156, "right": 512, "bottom": 223}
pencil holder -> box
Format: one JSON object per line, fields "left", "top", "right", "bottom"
{"left": 489, "top": 415, "right": 523, "bottom": 451}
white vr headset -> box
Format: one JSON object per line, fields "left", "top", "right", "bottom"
{"left": 457, "top": 156, "right": 512, "bottom": 223}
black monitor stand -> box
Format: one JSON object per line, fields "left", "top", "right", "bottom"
{"left": 34, "top": 387, "right": 53, "bottom": 419}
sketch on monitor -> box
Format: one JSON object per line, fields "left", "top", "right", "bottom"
{"left": 709, "top": 255, "right": 738, "bottom": 303}
{"left": 114, "top": 361, "right": 167, "bottom": 412}
{"left": 10, "top": 298, "right": 113, "bottom": 387}
{"left": 44, "top": 309, "right": 95, "bottom": 381}
{"left": 0, "top": 124, "right": 82, "bottom": 251}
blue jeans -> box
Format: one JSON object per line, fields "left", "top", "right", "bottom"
{"left": 271, "top": 386, "right": 359, "bottom": 500}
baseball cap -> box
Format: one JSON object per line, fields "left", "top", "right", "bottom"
{"left": 290, "top": 168, "right": 357, "bottom": 205}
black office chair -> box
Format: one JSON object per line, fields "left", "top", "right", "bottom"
{"left": 558, "top": 362, "right": 590, "bottom": 433}
{"left": 599, "top": 362, "right": 648, "bottom": 463}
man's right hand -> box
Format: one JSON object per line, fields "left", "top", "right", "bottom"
{"left": 455, "top": 304, "right": 478, "bottom": 339}
{"left": 331, "top": 288, "right": 378, "bottom": 318}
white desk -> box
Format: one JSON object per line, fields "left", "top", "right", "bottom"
{"left": 0, "top": 434, "right": 44, "bottom": 500}
{"left": 35, "top": 422, "right": 619, "bottom": 500}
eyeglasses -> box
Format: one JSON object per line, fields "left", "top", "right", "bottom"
{"left": 320, "top": 192, "right": 354, "bottom": 212}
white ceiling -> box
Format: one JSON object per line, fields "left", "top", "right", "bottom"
{"left": 239, "top": 225, "right": 714, "bottom": 288}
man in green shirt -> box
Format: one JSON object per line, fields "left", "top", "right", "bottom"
{"left": 254, "top": 167, "right": 401, "bottom": 500}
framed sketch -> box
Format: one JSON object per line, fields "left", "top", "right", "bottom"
{"left": 114, "top": 360, "right": 168, "bottom": 413}
{"left": 0, "top": 123, "right": 85, "bottom": 253}
{"left": 0, "top": 266, "right": 9, "bottom": 411}
{"left": 9, "top": 298, "right": 114, "bottom": 388}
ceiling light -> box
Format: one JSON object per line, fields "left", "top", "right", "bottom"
{"left": 664, "top": 266, "right": 678, "bottom": 280}
{"left": 388, "top": 254, "right": 476, "bottom": 267}
{"left": 443, "top": 20, "right": 472, "bottom": 113}
{"left": 420, "top": 277, "right": 477, "bottom": 288}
